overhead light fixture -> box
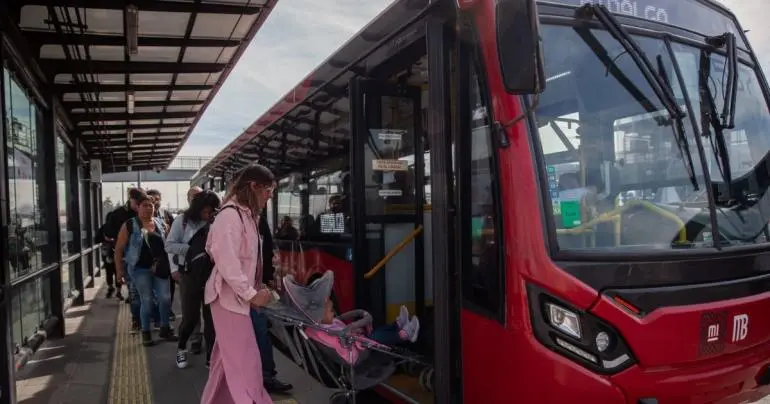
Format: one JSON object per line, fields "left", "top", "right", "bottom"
{"left": 125, "top": 5, "right": 139, "bottom": 55}
{"left": 127, "top": 151, "right": 133, "bottom": 161}
{"left": 127, "top": 129, "right": 133, "bottom": 144}
{"left": 127, "top": 90, "right": 135, "bottom": 114}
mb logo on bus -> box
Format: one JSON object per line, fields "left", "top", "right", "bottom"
{"left": 732, "top": 314, "right": 749, "bottom": 343}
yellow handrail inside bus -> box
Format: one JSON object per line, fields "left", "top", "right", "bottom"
{"left": 364, "top": 225, "right": 424, "bottom": 280}
{"left": 556, "top": 200, "right": 687, "bottom": 244}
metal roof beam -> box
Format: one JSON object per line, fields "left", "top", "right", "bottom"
{"left": 42, "top": 60, "right": 226, "bottom": 75}
{"left": 55, "top": 83, "right": 212, "bottom": 93}
{"left": 84, "top": 137, "right": 184, "bottom": 147}
{"left": 25, "top": 32, "right": 241, "bottom": 48}
{"left": 78, "top": 123, "right": 190, "bottom": 131}
{"left": 22, "top": 0, "right": 263, "bottom": 14}
{"left": 64, "top": 99, "right": 203, "bottom": 110}
{"left": 71, "top": 111, "right": 198, "bottom": 121}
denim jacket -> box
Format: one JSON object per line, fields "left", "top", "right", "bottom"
{"left": 124, "top": 217, "right": 166, "bottom": 273}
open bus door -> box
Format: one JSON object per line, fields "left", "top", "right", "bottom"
{"left": 348, "top": 76, "right": 437, "bottom": 400}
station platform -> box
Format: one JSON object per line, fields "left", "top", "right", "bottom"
{"left": 14, "top": 275, "right": 335, "bottom": 404}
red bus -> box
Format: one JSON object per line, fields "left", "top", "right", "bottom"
{"left": 194, "top": 0, "right": 770, "bottom": 402}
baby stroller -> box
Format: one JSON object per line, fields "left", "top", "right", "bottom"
{"left": 262, "top": 271, "right": 427, "bottom": 404}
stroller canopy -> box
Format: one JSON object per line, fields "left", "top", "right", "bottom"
{"left": 282, "top": 270, "right": 334, "bottom": 323}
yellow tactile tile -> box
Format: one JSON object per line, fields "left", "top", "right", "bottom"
{"left": 108, "top": 302, "right": 153, "bottom": 404}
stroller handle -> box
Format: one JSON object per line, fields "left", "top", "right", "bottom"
{"left": 337, "top": 309, "right": 372, "bottom": 333}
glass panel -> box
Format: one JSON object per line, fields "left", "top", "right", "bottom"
{"left": 61, "top": 261, "right": 74, "bottom": 298}
{"left": 80, "top": 165, "right": 90, "bottom": 246}
{"left": 57, "top": 136, "right": 75, "bottom": 256}
{"left": 20, "top": 281, "right": 40, "bottom": 341}
{"left": 364, "top": 96, "right": 416, "bottom": 216}
{"left": 4, "top": 67, "right": 52, "bottom": 278}
{"left": 461, "top": 67, "right": 502, "bottom": 313}
{"left": 531, "top": 25, "right": 709, "bottom": 251}
{"left": 11, "top": 289, "right": 21, "bottom": 352}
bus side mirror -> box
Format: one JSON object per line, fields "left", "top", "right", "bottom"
{"left": 496, "top": 0, "right": 546, "bottom": 95}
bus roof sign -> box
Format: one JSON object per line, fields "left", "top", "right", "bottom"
{"left": 540, "top": 0, "right": 747, "bottom": 48}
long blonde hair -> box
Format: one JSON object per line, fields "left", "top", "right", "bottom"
{"left": 224, "top": 164, "right": 275, "bottom": 217}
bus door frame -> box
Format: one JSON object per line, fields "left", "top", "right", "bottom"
{"left": 348, "top": 77, "right": 426, "bottom": 328}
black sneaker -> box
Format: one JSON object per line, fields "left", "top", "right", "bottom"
{"left": 130, "top": 322, "right": 141, "bottom": 335}
{"left": 106, "top": 287, "right": 115, "bottom": 298}
{"left": 159, "top": 327, "right": 178, "bottom": 342}
{"left": 264, "top": 378, "right": 293, "bottom": 393}
{"left": 175, "top": 349, "right": 188, "bottom": 369}
{"left": 141, "top": 332, "right": 154, "bottom": 347}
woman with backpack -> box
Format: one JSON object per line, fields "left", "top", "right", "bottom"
{"left": 114, "top": 191, "right": 177, "bottom": 346}
{"left": 200, "top": 164, "right": 276, "bottom": 404}
{"left": 166, "top": 190, "right": 221, "bottom": 369}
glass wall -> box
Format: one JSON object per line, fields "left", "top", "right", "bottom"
{"left": 56, "top": 136, "right": 76, "bottom": 296}
{"left": 4, "top": 67, "right": 53, "bottom": 279}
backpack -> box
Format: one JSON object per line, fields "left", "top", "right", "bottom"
{"left": 184, "top": 205, "right": 244, "bottom": 282}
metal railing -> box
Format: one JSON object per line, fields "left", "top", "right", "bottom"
{"left": 167, "top": 156, "right": 212, "bottom": 171}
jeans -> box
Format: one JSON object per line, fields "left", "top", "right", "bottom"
{"left": 370, "top": 323, "right": 403, "bottom": 346}
{"left": 250, "top": 308, "right": 276, "bottom": 380}
{"left": 129, "top": 266, "right": 171, "bottom": 331}
{"left": 178, "top": 270, "right": 215, "bottom": 361}
{"left": 125, "top": 270, "right": 159, "bottom": 325}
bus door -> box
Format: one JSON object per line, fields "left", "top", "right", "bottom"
{"left": 348, "top": 77, "right": 430, "bottom": 344}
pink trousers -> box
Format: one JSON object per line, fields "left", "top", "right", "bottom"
{"left": 200, "top": 301, "right": 273, "bottom": 404}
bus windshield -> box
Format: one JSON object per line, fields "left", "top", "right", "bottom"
{"left": 529, "top": 22, "right": 770, "bottom": 252}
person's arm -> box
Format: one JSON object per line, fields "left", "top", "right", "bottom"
{"left": 114, "top": 223, "right": 129, "bottom": 282}
{"left": 207, "top": 209, "right": 259, "bottom": 303}
{"left": 165, "top": 216, "right": 188, "bottom": 274}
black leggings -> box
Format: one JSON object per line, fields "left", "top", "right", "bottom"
{"left": 177, "top": 271, "right": 215, "bottom": 360}
{"left": 169, "top": 280, "right": 176, "bottom": 310}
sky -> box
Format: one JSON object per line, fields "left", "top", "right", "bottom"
{"left": 175, "top": 0, "right": 770, "bottom": 160}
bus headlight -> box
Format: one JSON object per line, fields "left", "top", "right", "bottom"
{"left": 527, "top": 284, "right": 636, "bottom": 375}
{"left": 546, "top": 303, "right": 582, "bottom": 339}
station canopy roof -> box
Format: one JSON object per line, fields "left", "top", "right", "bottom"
{"left": 9, "top": 0, "right": 276, "bottom": 173}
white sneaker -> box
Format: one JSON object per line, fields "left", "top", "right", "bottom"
{"left": 397, "top": 305, "right": 410, "bottom": 329}
{"left": 402, "top": 316, "right": 420, "bottom": 343}
{"left": 176, "top": 349, "right": 188, "bottom": 369}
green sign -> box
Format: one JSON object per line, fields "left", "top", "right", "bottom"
{"left": 560, "top": 200, "right": 581, "bottom": 228}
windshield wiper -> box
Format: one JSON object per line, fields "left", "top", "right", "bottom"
{"left": 706, "top": 33, "right": 739, "bottom": 129}
{"left": 698, "top": 47, "right": 733, "bottom": 198}
{"left": 576, "top": 4, "right": 698, "bottom": 190}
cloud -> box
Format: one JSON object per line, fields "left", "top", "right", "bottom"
{"left": 177, "top": 0, "right": 391, "bottom": 157}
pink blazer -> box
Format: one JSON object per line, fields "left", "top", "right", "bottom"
{"left": 204, "top": 200, "right": 263, "bottom": 315}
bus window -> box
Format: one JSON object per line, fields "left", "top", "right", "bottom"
{"left": 461, "top": 63, "right": 503, "bottom": 317}
{"left": 276, "top": 178, "right": 302, "bottom": 237}
{"left": 309, "top": 168, "right": 351, "bottom": 236}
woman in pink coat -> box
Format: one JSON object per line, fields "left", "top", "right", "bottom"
{"left": 200, "top": 164, "right": 276, "bottom": 404}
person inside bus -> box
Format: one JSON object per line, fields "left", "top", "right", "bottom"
{"left": 168, "top": 190, "right": 221, "bottom": 369}
{"left": 275, "top": 216, "right": 299, "bottom": 240}
{"left": 114, "top": 190, "right": 177, "bottom": 346}
{"left": 200, "top": 164, "right": 275, "bottom": 404}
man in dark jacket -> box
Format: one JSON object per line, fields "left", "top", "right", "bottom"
{"left": 250, "top": 211, "right": 292, "bottom": 393}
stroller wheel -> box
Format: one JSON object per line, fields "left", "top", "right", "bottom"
{"left": 329, "top": 391, "right": 350, "bottom": 404}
